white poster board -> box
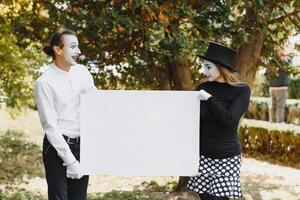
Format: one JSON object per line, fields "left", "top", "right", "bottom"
{"left": 80, "top": 90, "right": 200, "bottom": 176}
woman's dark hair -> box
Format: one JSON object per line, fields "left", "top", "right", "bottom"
{"left": 43, "top": 27, "right": 76, "bottom": 58}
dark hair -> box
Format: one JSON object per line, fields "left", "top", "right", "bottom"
{"left": 43, "top": 27, "right": 77, "bottom": 58}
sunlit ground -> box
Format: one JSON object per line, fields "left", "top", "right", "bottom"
{"left": 0, "top": 107, "right": 299, "bottom": 200}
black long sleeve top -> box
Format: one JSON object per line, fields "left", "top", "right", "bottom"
{"left": 197, "top": 81, "right": 251, "bottom": 158}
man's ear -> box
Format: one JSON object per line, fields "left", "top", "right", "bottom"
{"left": 53, "top": 45, "right": 63, "bottom": 56}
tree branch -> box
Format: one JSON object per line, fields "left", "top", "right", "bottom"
{"left": 267, "top": 1, "right": 300, "bottom": 25}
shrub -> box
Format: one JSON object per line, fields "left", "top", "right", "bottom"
{"left": 252, "top": 76, "right": 300, "bottom": 99}
{"left": 0, "top": 130, "right": 44, "bottom": 184}
{"left": 288, "top": 79, "right": 300, "bottom": 99}
{"left": 240, "top": 119, "right": 300, "bottom": 168}
{"left": 245, "top": 97, "right": 300, "bottom": 125}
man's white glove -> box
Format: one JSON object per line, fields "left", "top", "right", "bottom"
{"left": 66, "top": 161, "right": 83, "bottom": 179}
{"left": 197, "top": 89, "right": 212, "bottom": 101}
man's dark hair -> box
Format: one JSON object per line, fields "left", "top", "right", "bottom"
{"left": 43, "top": 27, "right": 77, "bottom": 58}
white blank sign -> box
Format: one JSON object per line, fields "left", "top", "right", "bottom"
{"left": 80, "top": 90, "right": 200, "bottom": 176}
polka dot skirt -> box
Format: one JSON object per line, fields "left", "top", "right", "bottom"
{"left": 187, "top": 154, "right": 242, "bottom": 198}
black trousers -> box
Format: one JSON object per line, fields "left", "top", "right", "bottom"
{"left": 43, "top": 136, "right": 89, "bottom": 200}
{"left": 199, "top": 193, "right": 229, "bottom": 200}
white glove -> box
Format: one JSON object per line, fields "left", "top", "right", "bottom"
{"left": 197, "top": 89, "right": 212, "bottom": 101}
{"left": 66, "top": 161, "right": 83, "bottom": 179}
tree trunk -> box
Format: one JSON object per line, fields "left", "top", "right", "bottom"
{"left": 171, "top": 57, "right": 193, "bottom": 90}
{"left": 157, "top": 68, "right": 172, "bottom": 90}
{"left": 173, "top": 176, "right": 190, "bottom": 192}
{"left": 234, "top": 31, "right": 265, "bottom": 87}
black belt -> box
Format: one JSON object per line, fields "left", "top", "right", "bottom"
{"left": 63, "top": 135, "right": 80, "bottom": 144}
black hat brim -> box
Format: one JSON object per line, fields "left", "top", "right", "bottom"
{"left": 199, "top": 55, "right": 237, "bottom": 72}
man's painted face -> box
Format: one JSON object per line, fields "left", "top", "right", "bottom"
{"left": 202, "top": 60, "right": 221, "bottom": 81}
{"left": 62, "top": 35, "right": 81, "bottom": 66}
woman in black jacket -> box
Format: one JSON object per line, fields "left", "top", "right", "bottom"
{"left": 188, "top": 42, "right": 251, "bottom": 200}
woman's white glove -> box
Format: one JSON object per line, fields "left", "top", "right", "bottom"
{"left": 66, "top": 161, "right": 83, "bottom": 179}
{"left": 198, "top": 89, "right": 212, "bottom": 101}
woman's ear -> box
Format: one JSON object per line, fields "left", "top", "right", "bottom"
{"left": 53, "top": 45, "right": 63, "bottom": 56}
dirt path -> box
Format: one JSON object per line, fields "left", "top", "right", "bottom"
{"left": 240, "top": 158, "right": 300, "bottom": 200}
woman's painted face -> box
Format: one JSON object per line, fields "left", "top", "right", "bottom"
{"left": 202, "top": 60, "right": 221, "bottom": 81}
{"left": 62, "top": 35, "right": 81, "bottom": 66}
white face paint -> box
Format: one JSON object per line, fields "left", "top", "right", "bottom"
{"left": 202, "top": 60, "right": 221, "bottom": 81}
{"left": 62, "top": 34, "right": 81, "bottom": 66}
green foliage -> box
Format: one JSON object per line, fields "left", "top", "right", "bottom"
{"left": 2, "top": 0, "right": 300, "bottom": 109}
{"left": 252, "top": 74, "right": 300, "bottom": 99}
{"left": 251, "top": 73, "right": 270, "bottom": 97}
{"left": 0, "top": 1, "right": 48, "bottom": 111}
{"left": 0, "top": 130, "right": 44, "bottom": 184}
{"left": 88, "top": 190, "right": 160, "bottom": 200}
{"left": 142, "top": 181, "right": 177, "bottom": 191}
{"left": 0, "top": 188, "right": 45, "bottom": 200}
{"left": 65, "top": 1, "right": 203, "bottom": 89}
{"left": 288, "top": 78, "right": 300, "bottom": 99}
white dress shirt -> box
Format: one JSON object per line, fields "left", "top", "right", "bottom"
{"left": 34, "top": 63, "right": 96, "bottom": 165}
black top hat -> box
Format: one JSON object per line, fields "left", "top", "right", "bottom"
{"left": 199, "top": 42, "right": 237, "bottom": 72}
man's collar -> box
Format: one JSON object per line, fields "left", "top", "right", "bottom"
{"left": 51, "top": 63, "right": 70, "bottom": 76}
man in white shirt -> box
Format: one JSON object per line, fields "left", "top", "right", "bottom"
{"left": 34, "top": 28, "right": 96, "bottom": 200}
